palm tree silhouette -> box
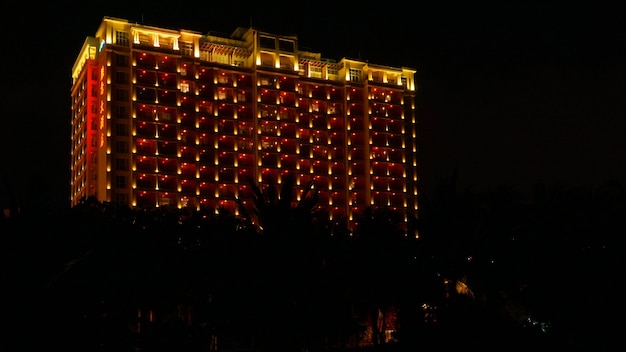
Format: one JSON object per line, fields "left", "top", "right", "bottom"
{"left": 238, "top": 172, "right": 324, "bottom": 239}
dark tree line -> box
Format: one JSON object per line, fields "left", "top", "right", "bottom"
{"left": 2, "top": 176, "right": 624, "bottom": 351}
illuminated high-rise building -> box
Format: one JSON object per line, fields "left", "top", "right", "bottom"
{"left": 70, "top": 16, "right": 418, "bottom": 232}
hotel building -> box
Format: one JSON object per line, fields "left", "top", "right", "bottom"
{"left": 70, "top": 16, "right": 418, "bottom": 232}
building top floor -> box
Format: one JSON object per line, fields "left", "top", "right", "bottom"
{"left": 73, "top": 16, "right": 416, "bottom": 92}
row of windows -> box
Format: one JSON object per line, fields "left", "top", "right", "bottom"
{"left": 113, "top": 51, "right": 377, "bottom": 87}
{"left": 115, "top": 187, "right": 406, "bottom": 211}
{"left": 116, "top": 155, "right": 405, "bottom": 183}
{"left": 109, "top": 55, "right": 410, "bottom": 111}
{"left": 117, "top": 72, "right": 360, "bottom": 102}
{"left": 113, "top": 170, "right": 406, "bottom": 194}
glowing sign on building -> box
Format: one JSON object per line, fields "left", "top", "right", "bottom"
{"left": 99, "top": 65, "right": 106, "bottom": 148}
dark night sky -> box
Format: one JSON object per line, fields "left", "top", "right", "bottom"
{"left": 2, "top": 1, "right": 625, "bottom": 210}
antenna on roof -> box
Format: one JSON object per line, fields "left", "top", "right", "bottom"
{"left": 250, "top": 16, "right": 253, "bottom": 27}
{"left": 141, "top": 13, "right": 144, "bottom": 23}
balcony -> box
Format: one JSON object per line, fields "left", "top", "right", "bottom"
{"left": 136, "top": 174, "right": 157, "bottom": 190}
{"left": 157, "top": 125, "right": 178, "bottom": 141}
{"left": 237, "top": 106, "right": 253, "bottom": 121}
{"left": 197, "top": 83, "right": 213, "bottom": 99}
{"left": 217, "top": 152, "right": 235, "bottom": 167}
{"left": 180, "top": 163, "right": 196, "bottom": 177}
{"left": 180, "top": 96, "right": 196, "bottom": 113}
{"left": 313, "top": 161, "right": 328, "bottom": 175}
{"left": 136, "top": 156, "right": 156, "bottom": 173}
{"left": 179, "top": 114, "right": 196, "bottom": 128}
{"left": 180, "top": 146, "right": 197, "bottom": 161}
{"left": 329, "top": 87, "right": 344, "bottom": 101}
{"left": 157, "top": 175, "right": 177, "bottom": 192}
{"left": 279, "top": 91, "right": 296, "bottom": 107}
{"left": 157, "top": 158, "right": 178, "bottom": 174}
{"left": 156, "top": 55, "right": 177, "bottom": 73}
{"left": 197, "top": 67, "right": 214, "bottom": 83}
{"left": 198, "top": 166, "right": 214, "bottom": 180}
{"left": 157, "top": 132, "right": 177, "bottom": 146}
{"left": 278, "top": 76, "right": 296, "bottom": 91}
{"left": 261, "top": 153, "right": 278, "bottom": 168}
{"left": 135, "top": 70, "right": 157, "bottom": 86}
{"left": 237, "top": 154, "right": 255, "bottom": 167}
{"left": 157, "top": 89, "right": 177, "bottom": 105}
{"left": 136, "top": 122, "right": 157, "bottom": 138}
{"left": 135, "top": 52, "right": 157, "bottom": 70}
{"left": 157, "top": 72, "right": 177, "bottom": 89}
{"left": 136, "top": 87, "right": 157, "bottom": 103}
{"left": 237, "top": 74, "right": 254, "bottom": 89}
{"left": 280, "top": 155, "right": 297, "bottom": 169}
{"left": 218, "top": 168, "right": 235, "bottom": 182}
{"left": 180, "top": 179, "right": 196, "bottom": 195}
{"left": 280, "top": 139, "right": 297, "bottom": 154}
{"left": 259, "top": 89, "right": 277, "bottom": 105}
{"left": 135, "top": 139, "right": 157, "bottom": 155}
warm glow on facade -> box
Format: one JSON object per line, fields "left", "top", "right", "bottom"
{"left": 70, "top": 16, "right": 418, "bottom": 229}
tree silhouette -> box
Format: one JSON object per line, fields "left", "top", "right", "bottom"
{"left": 7, "top": 171, "right": 624, "bottom": 350}
{"left": 350, "top": 205, "right": 416, "bottom": 348}
{"left": 235, "top": 173, "right": 347, "bottom": 350}
{"left": 239, "top": 173, "right": 325, "bottom": 238}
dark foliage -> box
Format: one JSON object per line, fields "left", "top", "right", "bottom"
{"left": 3, "top": 178, "right": 624, "bottom": 351}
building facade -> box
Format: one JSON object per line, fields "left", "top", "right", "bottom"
{"left": 70, "top": 16, "right": 418, "bottom": 232}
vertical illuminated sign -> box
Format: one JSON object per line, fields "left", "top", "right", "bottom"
{"left": 99, "top": 65, "right": 106, "bottom": 147}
